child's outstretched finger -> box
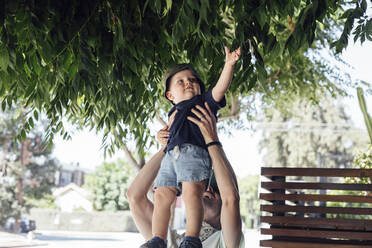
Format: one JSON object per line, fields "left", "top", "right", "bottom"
{"left": 224, "top": 46, "right": 230, "bottom": 55}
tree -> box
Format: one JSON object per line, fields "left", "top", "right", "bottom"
{"left": 238, "top": 175, "right": 260, "bottom": 229}
{"left": 0, "top": 177, "right": 24, "bottom": 227}
{"left": 0, "top": 0, "right": 370, "bottom": 159}
{"left": 84, "top": 159, "right": 135, "bottom": 211}
{"left": 0, "top": 106, "right": 57, "bottom": 225}
{"left": 259, "top": 92, "right": 369, "bottom": 168}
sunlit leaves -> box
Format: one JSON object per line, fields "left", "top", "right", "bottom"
{"left": 0, "top": 0, "right": 368, "bottom": 155}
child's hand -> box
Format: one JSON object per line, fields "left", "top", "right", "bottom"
{"left": 157, "top": 126, "right": 169, "bottom": 148}
{"left": 224, "top": 46, "right": 241, "bottom": 66}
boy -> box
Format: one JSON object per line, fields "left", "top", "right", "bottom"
{"left": 140, "top": 46, "right": 241, "bottom": 248}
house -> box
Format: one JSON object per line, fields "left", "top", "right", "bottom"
{"left": 53, "top": 183, "right": 93, "bottom": 212}
{"left": 55, "top": 162, "right": 90, "bottom": 187}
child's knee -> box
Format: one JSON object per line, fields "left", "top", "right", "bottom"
{"left": 182, "top": 181, "right": 205, "bottom": 200}
{"left": 154, "top": 187, "right": 177, "bottom": 205}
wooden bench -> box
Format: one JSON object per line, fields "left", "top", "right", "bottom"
{"left": 259, "top": 167, "right": 372, "bottom": 248}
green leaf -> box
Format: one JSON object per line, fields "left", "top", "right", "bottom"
{"left": 31, "top": 54, "right": 41, "bottom": 75}
{"left": 28, "top": 117, "right": 35, "bottom": 129}
{"left": 164, "top": 0, "right": 172, "bottom": 15}
{"left": 68, "top": 62, "right": 79, "bottom": 79}
{"left": 1, "top": 100, "right": 6, "bottom": 111}
{"left": 0, "top": 47, "right": 9, "bottom": 71}
{"left": 21, "top": 129, "right": 26, "bottom": 141}
{"left": 34, "top": 110, "right": 39, "bottom": 121}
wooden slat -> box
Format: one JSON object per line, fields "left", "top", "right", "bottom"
{"left": 260, "top": 240, "right": 372, "bottom": 248}
{"left": 261, "top": 167, "right": 372, "bottom": 177}
{"left": 261, "top": 228, "right": 372, "bottom": 240}
{"left": 260, "top": 193, "right": 372, "bottom": 203}
{"left": 261, "top": 204, "right": 372, "bottom": 215}
{"left": 260, "top": 216, "right": 372, "bottom": 230}
{"left": 261, "top": 182, "right": 372, "bottom": 191}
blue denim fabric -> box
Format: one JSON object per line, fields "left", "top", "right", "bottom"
{"left": 154, "top": 143, "right": 211, "bottom": 194}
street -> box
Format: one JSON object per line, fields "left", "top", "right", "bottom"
{"left": 0, "top": 230, "right": 144, "bottom": 248}
{"left": 0, "top": 229, "right": 261, "bottom": 248}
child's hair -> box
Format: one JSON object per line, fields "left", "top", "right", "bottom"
{"left": 164, "top": 63, "right": 206, "bottom": 104}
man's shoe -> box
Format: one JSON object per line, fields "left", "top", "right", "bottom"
{"left": 139, "top": 236, "right": 166, "bottom": 248}
{"left": 179, "top": 236, "right": 202, "bottom": 248}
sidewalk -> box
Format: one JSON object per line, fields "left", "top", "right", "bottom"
{"left": 0, "top": 229, "right": 262, "bottom": 248}
{"left": 0, "top": 230, "right": 44, "bottom": 248}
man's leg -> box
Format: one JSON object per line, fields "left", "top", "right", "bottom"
{"left": 152, "top": 186, "right": 178, "bottom": 241}
{"left": 181, "top": 181, "right": 205, "bottom": 237}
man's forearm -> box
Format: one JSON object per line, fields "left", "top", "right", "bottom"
{"left": 127, "top": 149, "right": 165, "bottom": 201}
{"left": 208, "top": 144, "right": 241, "bottom": 248}
{"left": 127, "top": 148, "right": 165, "bottom": 240}
{"left": 207, "top": 145, "right": 239, "bottom": 199}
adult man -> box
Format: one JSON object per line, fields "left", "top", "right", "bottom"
{"left": 127, "top": 103, "right": 245, "bottom": 248}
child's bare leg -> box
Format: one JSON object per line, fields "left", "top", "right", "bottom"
{"left": 182, "top": 181, "right": 205, "bottom": 237}
{"left": 152, "top": 186, "right": 178, "bottom": 240}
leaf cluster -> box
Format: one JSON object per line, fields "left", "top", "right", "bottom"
{"left": 0, "top": 0, "right": 366, "bottom": 154}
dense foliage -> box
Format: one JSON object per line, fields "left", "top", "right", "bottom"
{"left": 0, "top": 0, "right": 371, "bottom": 154}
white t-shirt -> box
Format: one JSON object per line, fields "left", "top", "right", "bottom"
{"left": 168, "top": 227, "right": 245, "bottom": 248}
{"left": 201, "top": 230, "right": 245, "bottom": 248}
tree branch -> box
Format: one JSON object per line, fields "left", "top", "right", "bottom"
{"left": 122, "top": 143, "right": 141, "bottom": 171}
{"left": 155, "top": 113, "right": 167, "bottom": 127}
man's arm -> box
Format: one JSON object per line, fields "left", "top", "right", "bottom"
{"left": 212, "top": 46, "right": 241, "bottom": 102}
{"left": 126, "top": 148, "right": 165, "bottom": 240}
{"left": 188, "top": 103, "right": 242, "bottom": 248}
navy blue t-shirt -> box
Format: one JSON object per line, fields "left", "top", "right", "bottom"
{"left": 164, "top": 89, "right": 226, "bottom": 153}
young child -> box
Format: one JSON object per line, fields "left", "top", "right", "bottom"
{"left": 140, "top": 46, "right": 241, "bottom": 248}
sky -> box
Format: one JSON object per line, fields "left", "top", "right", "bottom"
{"left": 52, "top": 41, "right": 372, "bottom": 177}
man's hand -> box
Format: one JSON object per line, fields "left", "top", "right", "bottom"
{"left": 187, "top": 102, "right": 218, "bottom": 144}
{"left": 225, "top": 46, "right": 241, "bottom": 66}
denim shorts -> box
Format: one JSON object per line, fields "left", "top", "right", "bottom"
{"left": 154, "top": 143, "right": 212, "bottom": 194}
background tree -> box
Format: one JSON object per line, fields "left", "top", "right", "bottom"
{"left": 238, "top": 175, "right": 260, "bottom": 229}
{"left": 0, "top": 177, "right": 24, "bottom": 227}
{"left": 0, "top": 106, "right": 57, "bottom": 226}
{"left": 84, "top": 159, "right": 135, "bottom": 211}
{"left": 259, "top": 92, "right": 369, "bottom": 168}
{"left": 0, "top": 0, "right": 371, "bottom": 166}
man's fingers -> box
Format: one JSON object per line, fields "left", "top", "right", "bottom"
{"left": 190, "top": 107, "right": 205, "bottom": 120}
{"left": 204, "top": 102, "right": 216, "bottom": 123}
{"left": 187, "top": 116, "right": 203, "bottom": 127}
{"left": 194, "top": 105, "right": 212, "bottom": 124}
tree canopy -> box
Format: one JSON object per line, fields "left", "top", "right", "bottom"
{"left": 0, "top": 0, "right": 371, "bottom": 154}
{"left": 84, "top": 159, "right": 134, "bottom": 211}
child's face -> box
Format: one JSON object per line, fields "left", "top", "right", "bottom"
{"left": 166, "top": 69, "right": 201, "bottom": 104}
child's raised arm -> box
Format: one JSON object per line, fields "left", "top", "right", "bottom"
{"left": 212, "top": 46, "right": 241, "bottom": 102}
